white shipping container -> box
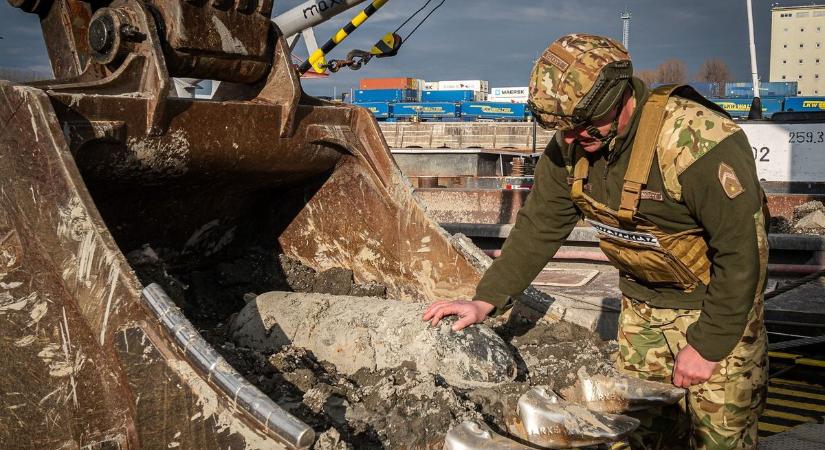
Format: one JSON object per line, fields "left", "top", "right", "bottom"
{"left": 438, "top": 80, "right": 489, "bottom": 92}
{"left": 490, "top": 86, "right": 529, "bottom": 98}
{"left": 423, "top": 81, "right": 439, "bottom": 91}
{"left": 486, "top": 96, "right": 528, "bottom": 104}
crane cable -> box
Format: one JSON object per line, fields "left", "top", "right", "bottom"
{"left": 324, "top": 0, "right": 447, "bottom": 73}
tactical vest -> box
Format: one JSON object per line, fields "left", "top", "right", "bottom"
{"left": 569, "top": 85, "right": 738, "bottom": 291}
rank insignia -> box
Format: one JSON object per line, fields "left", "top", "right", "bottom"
{"left": 718, "top": 162, "right": 744, "bottom": 199}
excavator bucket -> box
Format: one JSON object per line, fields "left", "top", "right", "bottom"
{"left": 0, "top": 0, "right": 483, "bottom": 447}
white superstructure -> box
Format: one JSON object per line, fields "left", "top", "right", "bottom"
{"left": 770, "top": 4, "right": 825, "bottom": 95}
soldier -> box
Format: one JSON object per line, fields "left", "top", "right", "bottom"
{"left": 423, "top": 33, "right": 768, "bottom": 449}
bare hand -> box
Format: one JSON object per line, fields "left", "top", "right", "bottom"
{"left": 422, "top": 300, "right": 496, "bottom": 331}
{"left": 673, "top": 344, "right": 719, "bottom": 388}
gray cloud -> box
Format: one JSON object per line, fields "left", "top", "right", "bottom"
{"left": 0, "top": 0, "right": 811, "bottom": 96}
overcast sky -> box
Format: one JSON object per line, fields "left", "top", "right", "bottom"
{"left": 0, "top": 1, "right": 815, "bottom": 96}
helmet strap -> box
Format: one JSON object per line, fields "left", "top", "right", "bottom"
{"left": 584, "top": 89, "right": 626, "bottom": 148}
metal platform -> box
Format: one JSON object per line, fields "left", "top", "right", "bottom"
{"left": 761, "top": 421, "right": 825, "bottom": 449}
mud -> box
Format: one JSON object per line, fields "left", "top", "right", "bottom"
{"left": 128, "top": 243, "right": 615, "bottom": 449}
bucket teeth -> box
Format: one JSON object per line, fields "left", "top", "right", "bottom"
{"left": 444, "top": 420, "right": 535, "bottom": 450}
{"left": 563, "top": 367, "right": 686, "bottom": 413}
{"left": 508, "top": 386, "right": 640, "bottom": 449}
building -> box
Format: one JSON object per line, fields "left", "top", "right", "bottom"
{"left": 770, "top": 5, "right": 825, "bottom": 95}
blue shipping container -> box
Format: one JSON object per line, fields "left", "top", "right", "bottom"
{"left": 782, "top": 96, "right": 825, "bottom": 112}
{"left": 353, "top": 89, "right": 418, "bottom": 103}
{"left": 393, "top": 102, "right": 458, "bottom": 119}
{"left": 651, "top": 82, "right": 722, "bottom": 98}
{"left": 710, "top": 98, "right": 783, "bottom": 118}
{"left": 422, "top": 90, "right": 476, "bottom": 102}
{"left": 356, "top": 102, "right": 391, "bottom": 119}
{"left": 725, "top": 82, "right": 798, "bottom": 98}
{"left": 460, "top": 102, "right": 528, "bottom": 120}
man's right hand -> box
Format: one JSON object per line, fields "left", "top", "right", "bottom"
{"left": 422, "top": 300, "right": 496, "bottom": 331}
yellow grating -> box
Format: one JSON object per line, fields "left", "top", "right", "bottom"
{"left": 759, "top": 376, "right": 825, "bottom": 438}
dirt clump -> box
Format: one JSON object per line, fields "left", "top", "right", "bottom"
{"left": 792, "top": 201, "right": 825, "bottom": 234}
{"left": 772, "top": 201, "right": 825, "bottom": 234}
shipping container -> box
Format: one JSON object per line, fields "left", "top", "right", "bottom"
{"left": 725, "top": 81, "right": 798, "bottom": 98}
{"left": 353, "top": 89, "right": 418, "bottom": 103}
{"left": 460, "top": 102, "right": 528, "bottom": 120}
{"left": 355, "top": 102, "right": 392, "bottom": 119}
{"left": 359, "top": 77, "right": 418, "bottom": 90}
{"left": 782, "top": 96, "right": 825, "bottom": 112}
{"left": 490, "top": 87, "right": 529, "bottom": 98}
{"left": 710, "top": 98, "right": 783, "bottom": 118}
{"left": 437, "top": 80, "right": 489, "bottom": 92}
{"left": 393, "top": 102, "right": 459, "bottom": 119}
{"left": 422, "top": 90, "right": 483, "bottom": 102}
{"left": 486, "top": 96, "right": 528, "bottom": 104}
{"left": 649, "top": 82, "right": 723, "bottom": 98}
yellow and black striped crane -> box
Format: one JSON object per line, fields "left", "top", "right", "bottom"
{"left": 297, "top": 0, "right": 446, "bottom": 75}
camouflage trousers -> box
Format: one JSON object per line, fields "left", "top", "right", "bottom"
{"left": 615, "top": 296, "right": 768, "bottom": 450}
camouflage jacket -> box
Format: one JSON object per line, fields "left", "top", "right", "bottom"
{"left": 475, "top": 78, "right": 767, "bottom": 362}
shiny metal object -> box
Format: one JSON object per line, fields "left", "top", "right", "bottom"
{"left": 566, "top": 368, "right": 686, "bottom": 413}
{"left": 444, "top": 420, "right": 534, "bottom": 450}
{"left": 143, "top": 284, "right": 316, "bottom": 449}
{"left": 509, "top": 386, "right": 639, "bottom": 449}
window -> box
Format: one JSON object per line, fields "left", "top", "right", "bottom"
{"left": 799, "top": 74, "right": 804, "bottom": 79}
{"left": 785, "top": 27, "right": 789, "bottom": 32}
{"left": 800, "top": 43, "right": 805, "bottom": 48}
{"left": 782, "top": 75, "right": 787, "bottom": 79}
{"left": 783, "top": 59, "right": 788, "bottom": 64}
{"left": 800, "top": 59, "right": 804, "bottom": 64}
{"left": 784, "top": 43, "right": 788, "bottom": 48}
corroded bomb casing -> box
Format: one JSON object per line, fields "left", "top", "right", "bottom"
{"left": 444, "top": 420, "right": 534, "bottom": 450}
{"left": 230, "top": 292, "right": 517, "bottom": 388}
{"left": 507, "top": 386, "right": 639, "bottom": 449}
{"left": 561, "top": 367, "right": 686, "bottom": 413}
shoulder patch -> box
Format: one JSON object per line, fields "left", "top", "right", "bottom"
{"left": 655, "top": 96, "right": 741, "bottom": 201}
{"left": 718, "top": 162, "right": 745, "bottom": 199}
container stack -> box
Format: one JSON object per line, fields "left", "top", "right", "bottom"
{"left": 353, "top": 77, "right": 533, "bottom": 122}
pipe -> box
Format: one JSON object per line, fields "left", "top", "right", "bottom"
{"left": 273, "top": 0, "right": 368, "bottom": 39}
{"left": 483, "top": 249, "right": 825, "bottom": 275}
{"left": 746, "top": 0, "right": 760, "bottom": 99}
{"left": 767, "top": 264, "right": 825, "bottom": 274}
{"left": 482, "top": 249, "right": 610, "bottom": 262}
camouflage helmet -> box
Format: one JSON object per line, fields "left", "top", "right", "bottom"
{"left": 528, "top": 34, "right": 633, "bottom": 131}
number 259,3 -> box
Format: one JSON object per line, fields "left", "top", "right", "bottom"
{"left": 789, "top": 130, "right": 825, "bottom": 143}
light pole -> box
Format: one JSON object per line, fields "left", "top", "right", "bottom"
{"left": 746, "top": 0, "right": 763, "bottom": 119}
